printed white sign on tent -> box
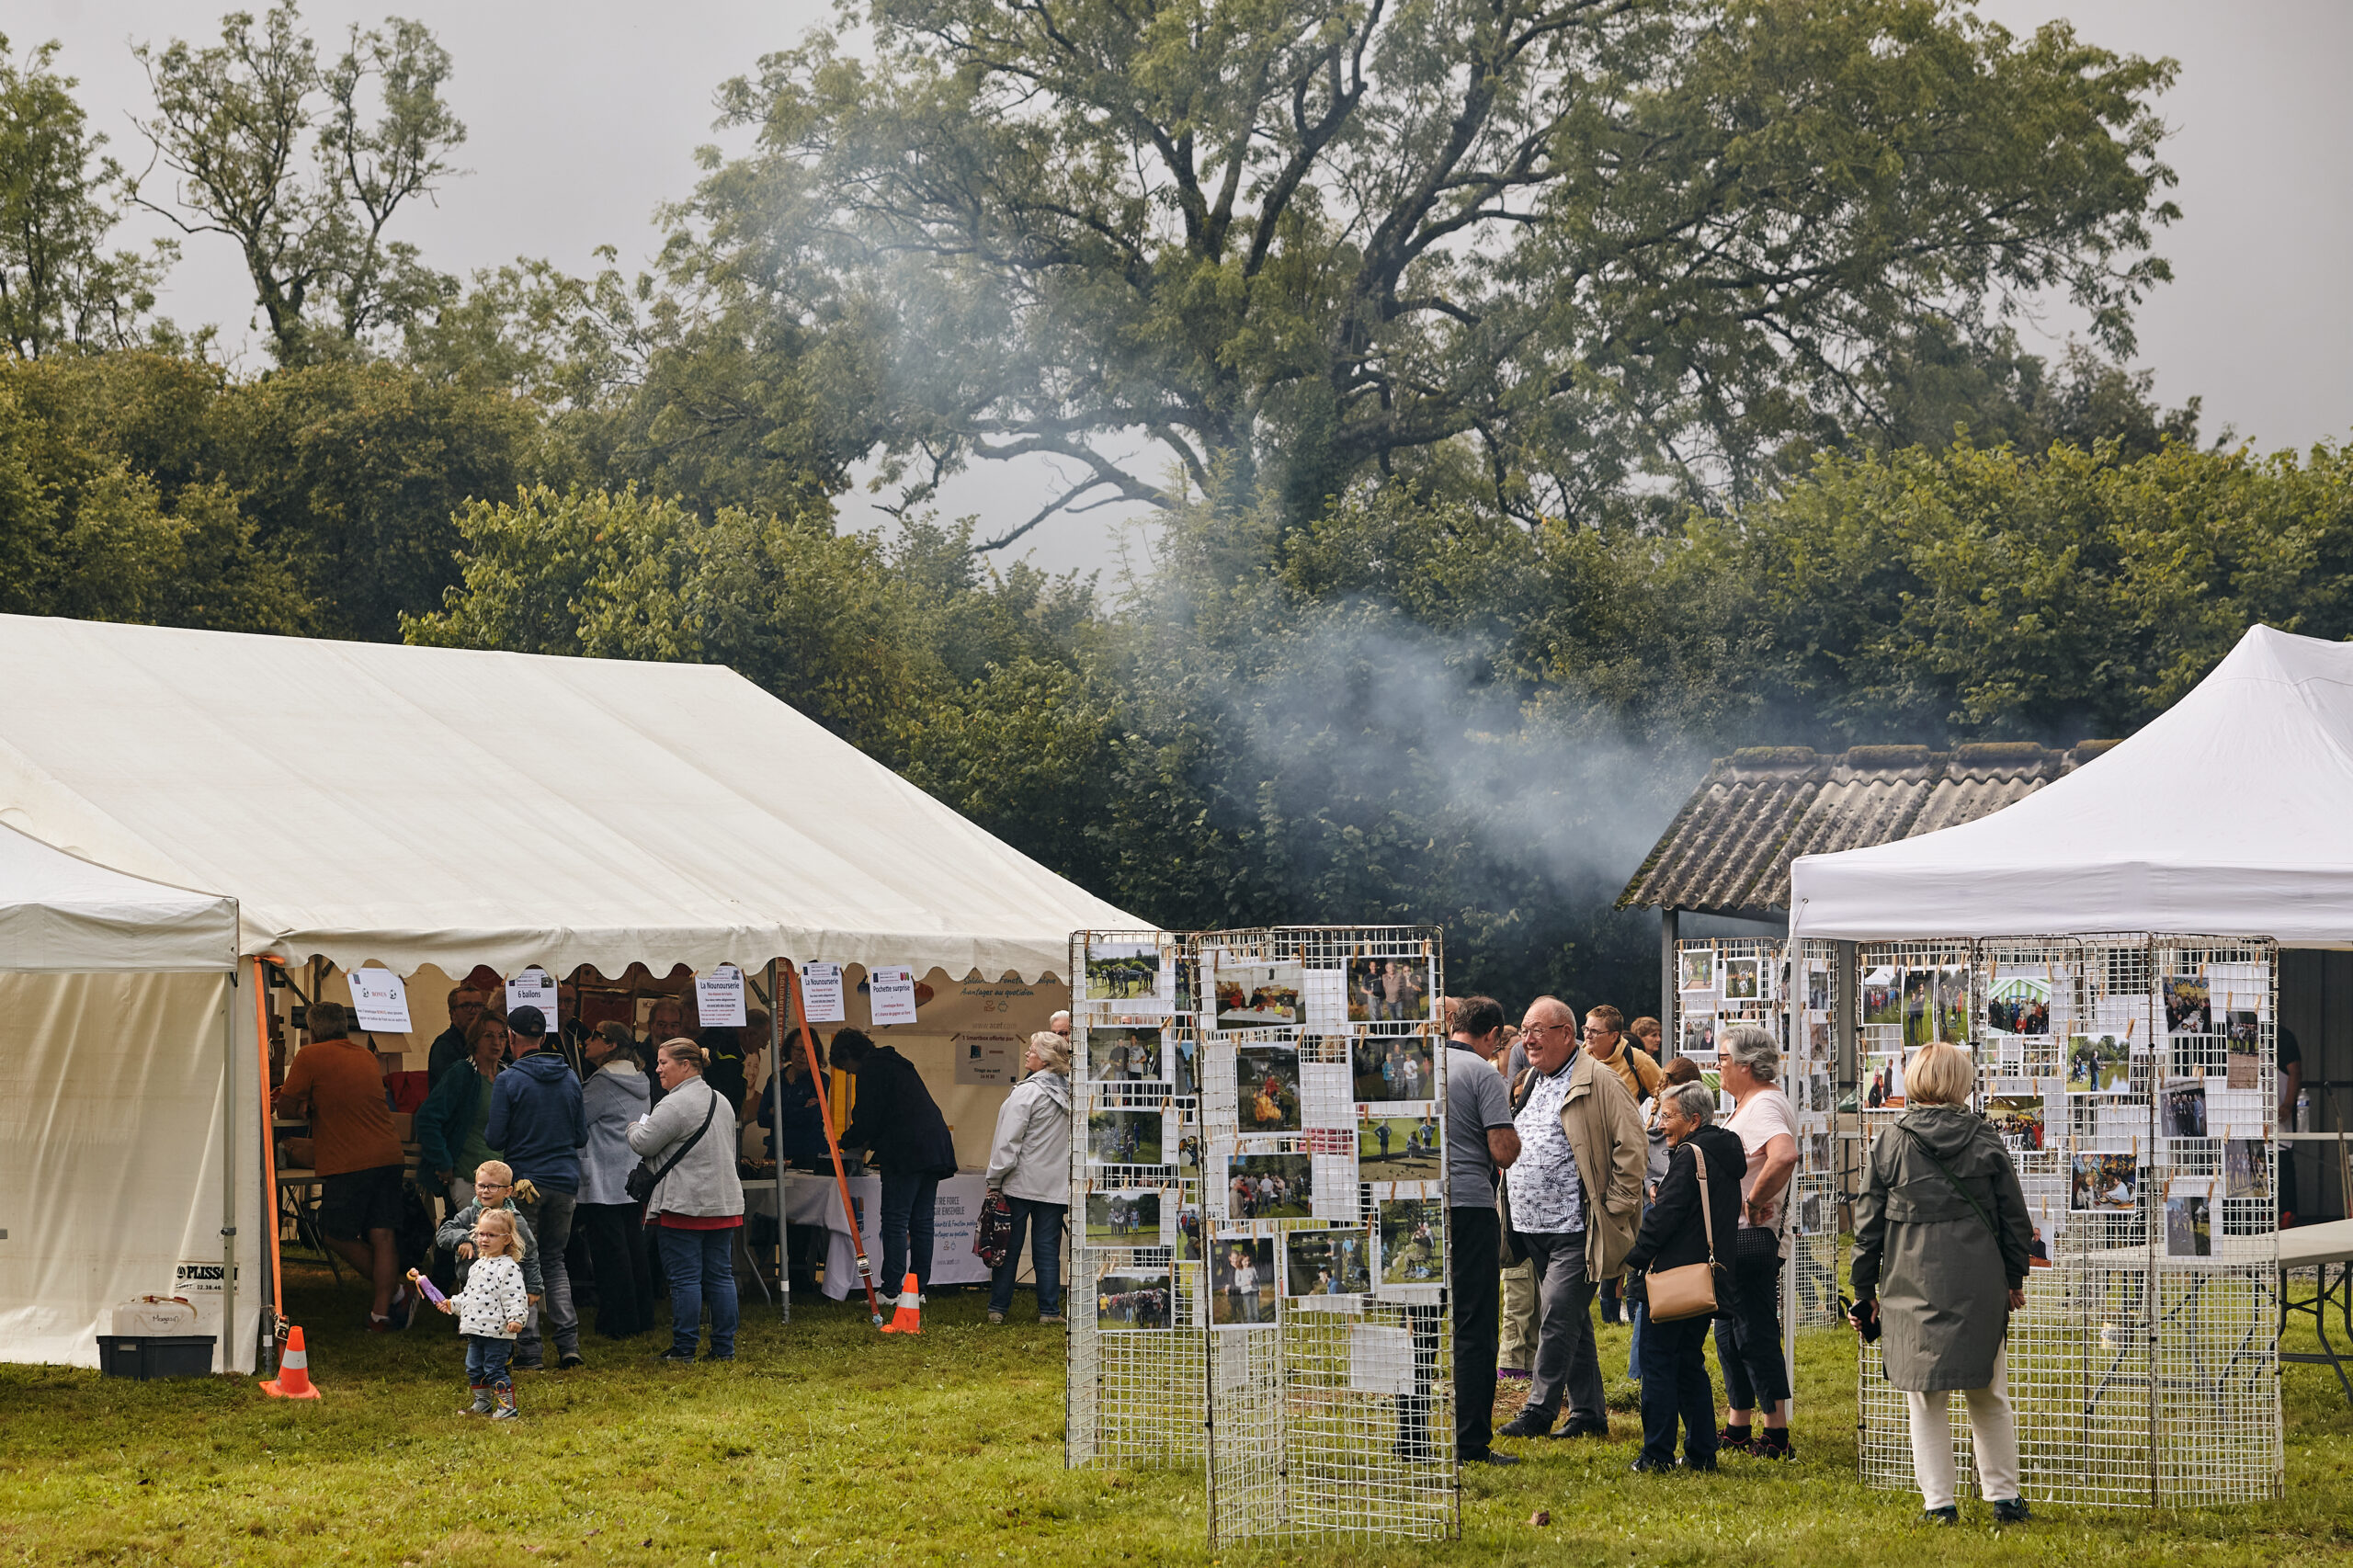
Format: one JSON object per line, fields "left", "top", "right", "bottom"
{"left": 506, "top": 967, "right": 557, "bottom": 1029}
{"left": 695, "top": 963, "right": 748, "bottom": 1028}
{"left": 799, "top": 961, "right": 847, "bottom": 1023}
{"left": 347, "top": 967, "right": 413, "bottom": 1033}
{"left": 869, "top": 965, "right": 919, "bottom": 1027}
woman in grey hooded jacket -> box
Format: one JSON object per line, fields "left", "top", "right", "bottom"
{"left": 983, "top": 1031, "right": 1073, "bottom": 1324}
{"left": 576, "top": 1024, "right": 654, "bottom": 1337}
{"left": 1850, "top": 1040, "right": 2035, "bottom": 1526}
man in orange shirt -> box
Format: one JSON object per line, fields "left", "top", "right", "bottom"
{"left": 276, "top": 1001, "right": 412, "bottom": 1329}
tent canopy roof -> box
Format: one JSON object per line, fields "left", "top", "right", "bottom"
{"left": 0, "top": 615, "right": 1140, "bottom": 981}
{"left": 0, "top": 820, "right": 236, "bottom": 972}
{"left": 1790, "top": 625, "right": 2353, "bottom": 946}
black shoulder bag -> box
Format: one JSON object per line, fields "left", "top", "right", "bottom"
{"left": 627, "top": 1087, "right": 719, "bottom": 1205}
{"left": 1899, "top": 1126, "right": 1999, "bottom": 1237}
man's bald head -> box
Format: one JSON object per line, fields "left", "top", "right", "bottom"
{"left": 1520, "top": 995, "right": 1578, "bottom": 1072}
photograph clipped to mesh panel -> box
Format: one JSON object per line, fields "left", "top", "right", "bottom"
{"left": 1347, "top": 955, "right": 1432, "bottom": 1024}
{"left": 1678, "top": 947, "right": 1716, "bottom": 996}
{"left": 1087, "top": 1024, "right": 1166, "bottom": 1083}
{"left": 1225, "top": 1153, "right": 1314, "bottom": 1220}
{"left": 1085, "top": 1187, "right": 1165, "bottom": 1246}
{"left": 1095, "top": 1262, "right": 1173, "bottom": 1330}
{"left": 1283, "top": 1226, "right": 1373, "bottom": 1299}
{"left": 1086, "top": 938, "right": 1169, "bottom": 1006}
{"left": 2067, "top": 1032, "right": 2133, "bottom": 1094}
{"left": 1358, "top": 1111, "right": 1442, "bottom": 1181}
{"left": 1212, "top": 955, "right": 1302, "bottom": 1028}
{"left": 1236, "top": 1042, "right": 1303, "bottom": 1131}
{"left": 2071, "top": 1151, "right": 2141, "bottom": 1211}
{"left": 1350, "top": 1033, "right": 1436, "bottom": 1103}
{"left": 1376, "top": 1198, "right": 1444, "bottom": 1288}
{"left": 1087, "top": 1106, "right": 1166, "bottom": 1166}
{"left": 1210, "top": 1239, "right": 1277, "bottom": 1326}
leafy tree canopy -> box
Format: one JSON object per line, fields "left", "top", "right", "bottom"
{"left": 661, "top": 0, "right": 2177, "bottom": 540}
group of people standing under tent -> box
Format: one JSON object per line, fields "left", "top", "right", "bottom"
{"left": 274, "top": 980, "right": 979, "bottom": 1418}
{"left": 1440, "top": 996, "right": 2036, "bottom": 1525}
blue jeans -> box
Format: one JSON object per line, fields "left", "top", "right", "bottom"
{"left": 986, "top": 1198, "right": 1066, "bottom": 1316}
{"left": 1637, "top": 1312, "right": 1717, "bottom": 1466}
{"left": 465, "top": 1335, "right": 514, "bottom": 1390}
{"left": 655, "top": 1225, "right": 740, "bottom": 1358}
{"left": 880, "top": 1172, "right": 941, "bottom": 1295}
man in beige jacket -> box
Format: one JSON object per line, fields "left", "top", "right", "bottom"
{"left": 1495, "top": 995, "right": 1647, "bottom": 1440}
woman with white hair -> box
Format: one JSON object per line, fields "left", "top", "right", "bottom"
{"left": 1713, "top": 1023, "right": 1799, "bottom": 1459}
{"left": 984, "top": 1030, "right": 1074, "bottom": 1324}
{"left": 1851, "top": 1040, "right": 2034, "bottom": 1525}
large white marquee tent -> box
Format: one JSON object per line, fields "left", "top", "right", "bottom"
{"left": 1791, "top": 624, "right": 2353, "bottom": 943}
{"left": 0, "top": 614, "right": 1142, "bottom": 1371}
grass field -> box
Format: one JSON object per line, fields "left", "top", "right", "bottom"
{"left": 1, "top": 1258, "right": 2348, "bottom": 1567}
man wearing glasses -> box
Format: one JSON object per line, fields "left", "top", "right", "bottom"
{"left": 1496, "top": 996, "right": 1646, "bottom": 1441}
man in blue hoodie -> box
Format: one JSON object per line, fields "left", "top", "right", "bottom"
{"left": 486, "top": 1005, "right": 587, "bottom": 1369}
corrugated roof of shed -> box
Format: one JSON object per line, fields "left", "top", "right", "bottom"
{"left": 1618, "top": 741, "right": 2111, "bottom": 915}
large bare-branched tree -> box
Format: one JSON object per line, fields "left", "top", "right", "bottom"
{"left": 665, "top": 0, "right": 2175, "bottom": 543}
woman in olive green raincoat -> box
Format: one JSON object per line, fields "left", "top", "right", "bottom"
{"left": 1850, "top": 1041, "right": 2035, "bottom": 1526}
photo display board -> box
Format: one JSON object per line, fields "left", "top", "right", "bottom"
{"left": 1674, "top": 933, "right": 2282, "bottom": 1510}
{"left": 1068, "top": 926, "right": 1455, "bottom": 1547}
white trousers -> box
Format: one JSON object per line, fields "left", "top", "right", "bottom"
{"left": 1904, "top": 1344, "right": 2020, "bottom": 1509}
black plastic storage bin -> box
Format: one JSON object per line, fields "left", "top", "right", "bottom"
{"left": 96, "top": 1335, "right": 216, "bottom": 1380}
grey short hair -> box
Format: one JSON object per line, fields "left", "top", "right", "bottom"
{"left": 1719, "top": 1023, "right": 1779, "bottom": 1084}
{"left": 1663, "top": 1081, "right": 1714, "bottom": 1125}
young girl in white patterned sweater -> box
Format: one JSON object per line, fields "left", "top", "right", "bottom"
{"left": 436, "top": 1206, "right": 530, "bottom": 1418}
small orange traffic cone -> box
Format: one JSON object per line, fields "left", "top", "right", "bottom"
{"left": 877, "top": 1273, "right": 922, "bottom": 1335}
{"left": 259, "top": 1325, "right": 322, "bottom": 1399}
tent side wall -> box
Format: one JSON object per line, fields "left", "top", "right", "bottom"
{"left": 0, "top": 970, "right": 263, "bottom": 1372}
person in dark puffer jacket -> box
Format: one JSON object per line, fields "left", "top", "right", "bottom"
{"left": 486, "top": 1005, "right": 585, "bottom": 1369}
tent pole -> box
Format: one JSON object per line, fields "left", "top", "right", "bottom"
{"left": 252, "top": 958, "right": 286, "bottom": 1372}
{"left": 768, "top": 960, "right": 788, "bottom": 1324}
{"left": 221, "top": 967, "right": 239, "bottom": 1373}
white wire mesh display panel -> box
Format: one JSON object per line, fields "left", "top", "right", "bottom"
{"left": 1670, "top": 938, "right": 1840, "bottom": 1328}
{"left": 1849, "top": 938, "right": 1981, "bottom": 1490}
{"left": 1067, "top": 926, "right": 1457, "bottom": 1547}
{"left": 1201, "top": 926, "right": 1456, "bottom": 1547}
{"left": 1067, "top": 931, "right": 1203, "bottom": 1472}
{"left": 1786, "top": 940, "right": 1842, "bottom": 1329}
{"left": 1850, "top": 936, "right": 2281, "bottom": 1508}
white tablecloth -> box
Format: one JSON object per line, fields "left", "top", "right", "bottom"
{"left": 745, "top": 1170, "right": 993, "bottom": 1298}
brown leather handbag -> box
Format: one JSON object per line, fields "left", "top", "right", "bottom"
{"left": 1643, "top": 1143, "right": 1722, "bottom": 1323}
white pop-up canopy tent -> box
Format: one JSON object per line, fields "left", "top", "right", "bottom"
{"left": 0, "top": 823, "right": 255, "bottom": 1369}
{"left": 1790, "top": 624, "right": 2353, "bottom": 943}
{"left": 0, "top": 613, "right": 1144, "bottom": 1370}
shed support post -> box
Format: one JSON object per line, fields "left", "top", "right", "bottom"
{"left": 1660, "top": 907, "right": 1680, "bottom": 1054}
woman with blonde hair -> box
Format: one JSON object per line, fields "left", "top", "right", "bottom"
{"left": 1850, "top": 1040, "right": 2035, "bottom": 1525}
{"left": 984, "top": 1030, "right": 1074, "bottom": 1324}
{"left": 627, "top": 1038, "right": 745, "bottom": 1363}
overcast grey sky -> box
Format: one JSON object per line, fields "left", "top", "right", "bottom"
{"left": 20, "top": 0, "right": 2350, "bottom": 576}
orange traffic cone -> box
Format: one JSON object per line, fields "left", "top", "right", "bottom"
{"left": 878, "top": 1273, "right": 922, "bottom": 1335}
{"left": 259, "top": 1325, "right": 323, "bottom": 1399}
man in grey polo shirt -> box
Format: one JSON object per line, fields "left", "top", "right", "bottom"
{"left": 1443, "top": 995, "right": 1522, "bottom": 1462}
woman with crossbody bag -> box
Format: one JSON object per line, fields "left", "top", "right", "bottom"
{"left": 627, "top": 1039, "right": 745, "bottom": 1363}
{"left": 1850, "top": 1041, "right": 2035, "bottom": 1526}
{"left": 1714, "top": 1025, "right": 1801, "bottom": 1459}
{"left": 1621, "top": 1081, "right": 1745, "bottom": 1471}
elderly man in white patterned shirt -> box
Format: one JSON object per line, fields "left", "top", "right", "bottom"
{"left": 1497, "top": 995, "right": 1647, "bottom": 1441}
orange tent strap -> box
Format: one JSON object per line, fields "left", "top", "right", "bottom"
{"left": 787, "top": 963, "right": 884, "bottom": 1324}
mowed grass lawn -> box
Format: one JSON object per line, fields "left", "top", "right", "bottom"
{"left": 2, "top": 1259, "right": 2348, "bottom": 1568}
